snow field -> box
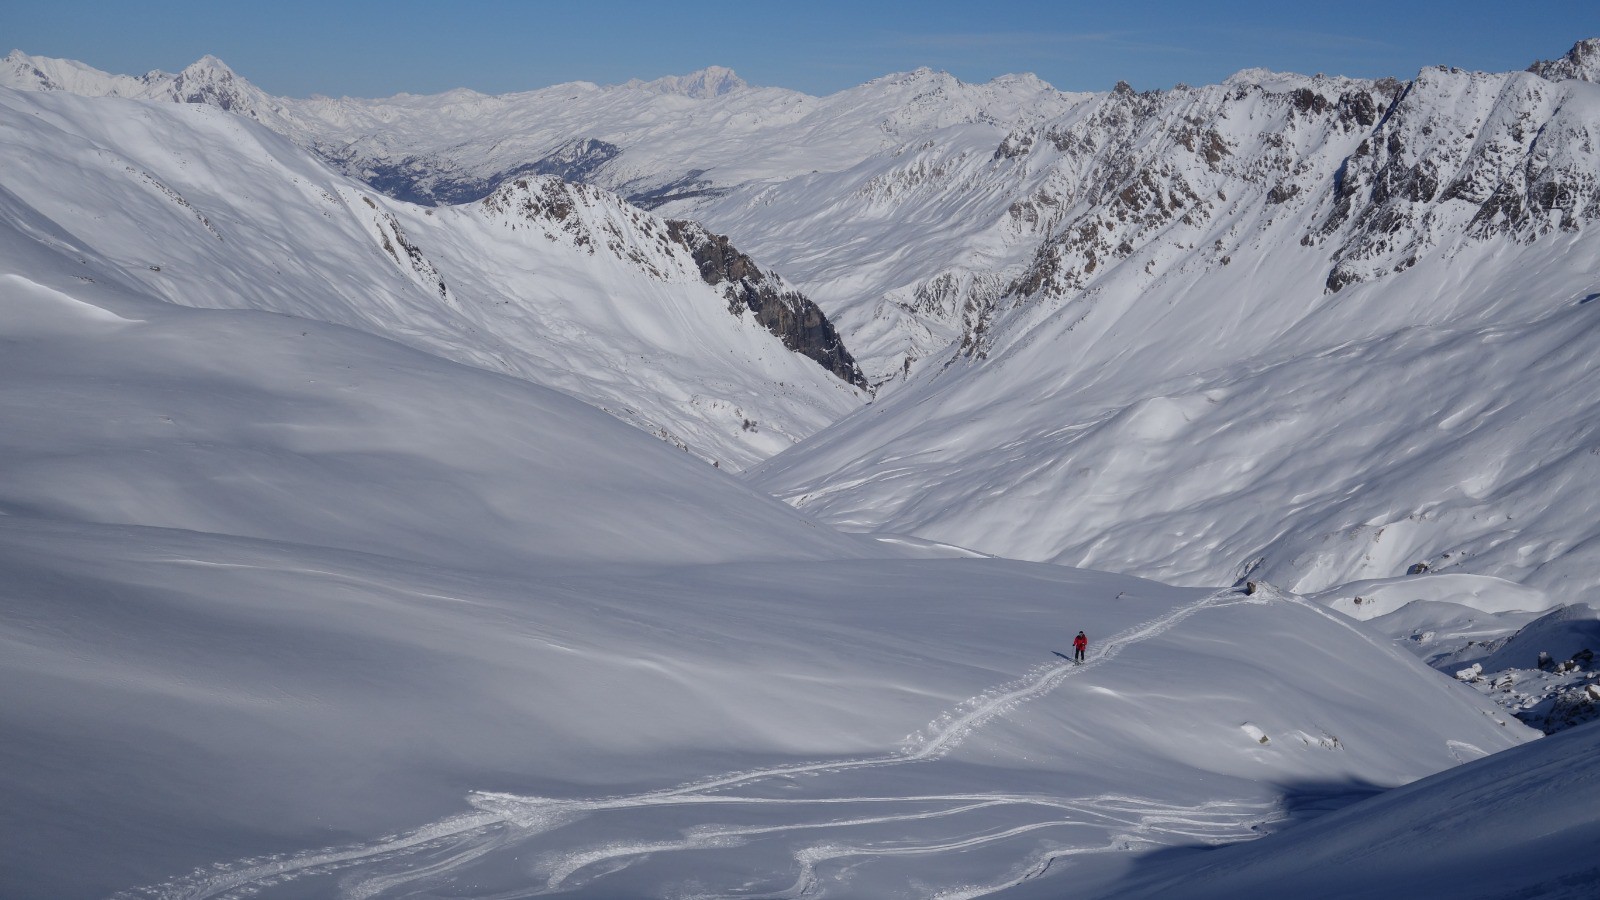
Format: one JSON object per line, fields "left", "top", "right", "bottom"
{"left": 759, "top": 238, "right": 1600, "bottom": 604}
{"left": 109, "top": 576, "right": 1510, "bottom": 890}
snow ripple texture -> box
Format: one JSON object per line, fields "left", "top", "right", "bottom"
{"left": 120, "top": 590, "right": 1277, "bottom": 900}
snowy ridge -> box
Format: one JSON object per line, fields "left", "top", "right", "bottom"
{"left": 0, "top": 85, "right": 864, "bottom": 469}
{"left": 625, "top": 65, "right": 749, "bottom": 98}
{"left": 1528, "top": 37, "right": 1600, "bottom": 84}
{"left": 0, "top": 50, "right": 286, "bottom": 122}
{"left": 0, "top": 49, "right": 1089, "bottom": 213}
{"left": 751, "top": 48, "right": 1600, "bottom": 608}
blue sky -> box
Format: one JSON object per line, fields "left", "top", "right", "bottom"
{"left": 5, "top": 1, "right": 1599, "bottom": 98}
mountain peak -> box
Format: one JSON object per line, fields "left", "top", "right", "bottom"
{"left": 630, "top": 66, "right": 748, "bottom": 98}
{"left": 0, "top": 50, "right": 132, "bottom": 96}
{"left": 175, "top": 55, "right": 240, "bottom": 84}
{"left": 865, "top": 67, "right": 961, "bottom": 91}
{"left": 186, "top": 54, "right": 235, "bottom": 73}
{"left": 986, "top": 71, "right": 1055, "bottom": 92}
{"left": 161, "top": 55, "right": 272, "bottom": 116}
{"left": 1528, "top": 37, "right": 1600, "bottom": 84}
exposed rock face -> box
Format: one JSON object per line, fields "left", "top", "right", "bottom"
{"left": 477, "top": 176, "right": 865, "bottom": 390}
{"left": 1528, "top": 38, "right": 1600, "bottom": 84}
{"left": 952, "top": 49, "right": 1600, "bottom": 356}
{"left": 666, "top": 220, "right": 868, "bottom": 389}
{"left": 1319, "top": 64, "right": 1600, "bottom": 292}
{"left": 366, "top": 201, "right": 451, "bottom": 301}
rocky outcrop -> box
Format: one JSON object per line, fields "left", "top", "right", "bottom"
{"left": 1321, "top": 61, "right": 1600, "bottom": 292}
{"left": 479, "top": 176, "right": 865, "bottom": 390}
{"left": 1528, "top": 38, "right": 1600, "bottom": 84}
{"left": 667, "top": 220, "right": 867, "bottom": 389}
{"left": 965, "top": 41, "right": 1600, "bottom": 360}
{"left": 366, "top": 201, "right": 451, "bottom": 301}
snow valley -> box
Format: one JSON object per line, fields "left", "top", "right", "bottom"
{"left": 2, "top": 39, "right": 1599, "bottom": 899}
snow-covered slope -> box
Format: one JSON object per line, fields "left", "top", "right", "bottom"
{"left": 1081, "top": 718, "right": 1600, "bottom": 900}
{"left": 752, "top": 53, "right": 1600, "bottom": 612}
{"left": 0, "top": 144, "right": 1537, "bottom": 899}
{"left": 6, "top": 41, "right": 1600, "bottom": 898}
{"left": 0, "top": 279, "right": 859, "bottom": 568}
{"left": 0, "top": 85, "right": 864, "bottom": 470}
{"left": 9, "top": 44, "right": 1600, "bottom": 393}
{"left": 0, "top": 52, "right": 1095, "bottom": 386}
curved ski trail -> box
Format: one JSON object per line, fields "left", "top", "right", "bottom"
{"left": 123, "top": 588, "right": 1271, "bottom": 899}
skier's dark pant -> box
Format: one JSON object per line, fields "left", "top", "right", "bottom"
{"left": 1074, "top": 647, "right": 1085, "bottom": 662}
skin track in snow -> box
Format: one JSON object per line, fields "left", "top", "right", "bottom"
{"left": 118, "top": 587, "right": 1490, "bottom": 899}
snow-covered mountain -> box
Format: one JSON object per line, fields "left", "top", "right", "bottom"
{"left": 750, "top": 52, "right": 1600, "bottom": 603}
{"left": 1, "top": 183, "right": 1538, "bottom": 897}
{"left": 0, "top": 85, "right": 865, "bottom": 470}
{"left": 0, "top": 51, "right": 1087, "bottom": 230}
{"left": 1, "top": 50, "right": 285, "bottom": 118}
{"left": 4, "top": 39, "right": 1600, "bottom": 898}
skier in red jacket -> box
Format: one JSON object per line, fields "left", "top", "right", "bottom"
{"left": 1073, "top": 631, "right": 1088, "bottom": 663}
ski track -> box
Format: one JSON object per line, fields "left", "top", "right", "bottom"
{"left": 121, "top": 589, "right": 1275, "bottom": 900}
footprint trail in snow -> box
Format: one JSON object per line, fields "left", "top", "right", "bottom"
{"left": 123, "top": 590, "right": 1278, "bottom": 899}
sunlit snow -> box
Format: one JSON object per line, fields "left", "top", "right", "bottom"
{"left": 3, "top": 42, "right": 1599, "bottom": 900}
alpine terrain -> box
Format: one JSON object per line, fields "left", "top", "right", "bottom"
{"left": 2, "top": 37, "right": 1598, "bottom": 900}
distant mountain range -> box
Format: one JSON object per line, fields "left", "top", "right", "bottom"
{"left": 7, "top": 38, "right": 1600, "bottom": 596}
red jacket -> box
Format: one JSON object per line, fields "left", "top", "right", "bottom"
{"left": 1073, "top": 634, "right": 1087, "bottom": 650}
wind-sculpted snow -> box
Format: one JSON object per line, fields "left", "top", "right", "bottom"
{"left": 1106, "top": 719, "right": 1600, "bottom": 900}
{"left": 760, "top": 280, "right": 1600, "bottom": 603}
{"left": 112, "top": 589, "right": 1368, "bottom": 900}
{"left": 0, "top": 277, "right": 864, "bottom": 568}
{"left": 0, "top": 351, "right": 1529, "bottom": 898}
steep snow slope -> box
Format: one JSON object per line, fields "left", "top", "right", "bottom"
{"left": 1078, "top": 719, "right": 1600, "bottom": 900}
{"left": 0, "top": 186, "right": 1534, "bottom": 898}
{"left": 0, "top": 86, "right": 863, "bottom": 470}
{"left": 0, "top": 280, "right": 859, "bottom": 568}
{"left": 754, "top": 61, "right": 1600, "bottom": 607}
